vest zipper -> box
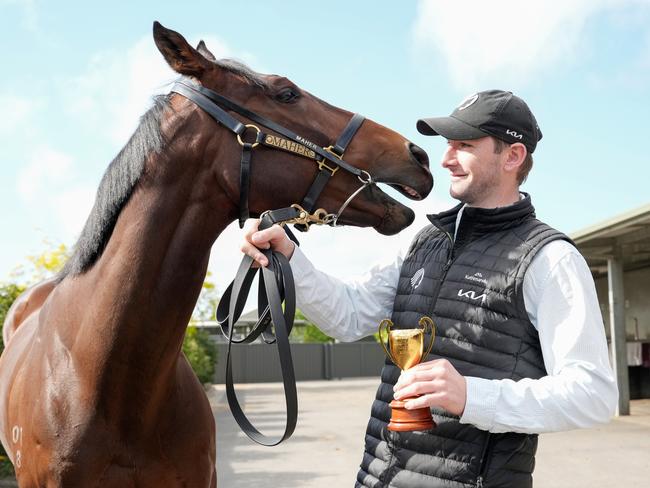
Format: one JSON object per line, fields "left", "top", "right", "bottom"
{"left": 442, "top": 231, "right": 454, "bottom": 271}
{"left": 476, "top": 433, "right": 493, "bottom": 488}
{"left": 430, "top": 231, "right": 454, "bottom": 309}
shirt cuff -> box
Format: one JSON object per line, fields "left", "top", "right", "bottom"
{"left": 459, "top": 376, "right": 499, "bottom": 431}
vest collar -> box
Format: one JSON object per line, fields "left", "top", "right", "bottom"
{"left": 427, "top": 192, "right": 536, "bottom": 235}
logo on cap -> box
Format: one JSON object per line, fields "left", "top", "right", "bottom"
{"left": 506, "top": 129, "right": 523, "bottom": 139}
{"left": 457, "top": 94, "right": 478, "bottom": 111}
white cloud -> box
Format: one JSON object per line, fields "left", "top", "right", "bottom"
{"left": 16, "top": 146, "right": 73, "bottom": 202}
{"left": 0, "top": 94, "right": 39, "bottom": 134}
{"left": 65, "top": 36, "right": 178, "bottom": 145}
{"left": 65, "top": 33, "right": 255, "bottom": 145}
{"left": 51, "top": 185, "right": 96, "bottom": 236}
{"left": 15, "top": 145, "right": 96, "bottom": 240}
{"left": 412, "top": 0, "right": 636, "bottom": 90}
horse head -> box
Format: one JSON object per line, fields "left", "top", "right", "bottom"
{"left": 153, "top": 21, "right": 432, "bottom": 235}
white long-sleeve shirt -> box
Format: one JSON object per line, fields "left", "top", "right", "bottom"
{"left": 290, "top": 217, "right": 618, "bottom": 434}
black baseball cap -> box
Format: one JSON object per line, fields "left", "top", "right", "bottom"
{"left": 416, "top": 90, "right": 543, "bottom": 153}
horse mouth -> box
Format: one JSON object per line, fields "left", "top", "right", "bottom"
{"left": 388, "top": 183, "right": 424, "bottom": 201}
{"left": 332, "top": 168, "right": 432, "bottom": 235}
{"left": 370, "top": 173, "right": 432, "bottom": 235}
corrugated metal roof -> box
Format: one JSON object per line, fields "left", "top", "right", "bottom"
{"left": 571, "top": 202, "right": 650, "bottom": 276}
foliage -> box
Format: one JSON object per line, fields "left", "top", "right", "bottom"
{"left": 182, "top": 326, "right": 218, "bottom": 383}
{"left": 294, "top": 309, "right": 334, "bottom": 343}
{"left": 0, "top": 283, "right": 26, "bottom": 352}
{"left": 0, "top": 282, "right": 23, "bottom": 477}
{"left": 10, "top": 240, "right": 70, "bottom": 286}
{"left": 191, "top": 270, "right": 219, "bottom": 322}
{"left": 0, "top": 456, "right": 14, "bottom": 478}
{"left": 186, "top": 270, "right": 220, "bottom": 383}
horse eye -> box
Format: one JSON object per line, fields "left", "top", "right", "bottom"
{"left": 276, "top": 88, "right": 299, "bottom": 103}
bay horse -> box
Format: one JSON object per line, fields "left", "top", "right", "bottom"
{"left": 0, "top": 22, "right": 432, "bottom": 487}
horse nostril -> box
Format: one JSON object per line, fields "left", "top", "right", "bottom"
{"left": 409, "top": 143, "right": 430, "bottom": 167}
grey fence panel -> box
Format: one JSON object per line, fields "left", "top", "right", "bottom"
{"left": 330, "top": 343, "right": 385, "bottom": 378}
{"left": 213, "top": 342, "right": 384, "bottom": 383}
{"left": 291, "top": 343, "right": 326, "bottom": 380}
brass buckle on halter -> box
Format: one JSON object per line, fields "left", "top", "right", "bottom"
{"left": 320, "top": 146, "right": 342, "bottom": 175}
{"left": 237, "top": 124, "right": 262, "bottom": 148}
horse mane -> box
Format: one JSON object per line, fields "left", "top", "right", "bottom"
{"left": 58, "top": 95, "right": 169, "bottom": 280}
{"left": 58, "top": 59, "right": 266, "bottom": 281}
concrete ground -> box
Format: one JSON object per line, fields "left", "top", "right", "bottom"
{"left": 208, "top": 378, "right": 650, "bottom": 488}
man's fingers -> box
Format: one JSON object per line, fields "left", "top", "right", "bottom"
{"left": 407, "top": 359, "right": 446, "bottom": 372}
{"left": 404, "top": 392, "right": 444, "bottom": 410}
{"left": 241, "top": 222, "right": 293, "bottom": 264}
{"left": 239, "top": 242, "right": 269, "bottom": 267}
{"left": 252, "top": 253, "right": 268, "bottom": 267}
{"left": 251, "top": 225, "right": 285, "bottom": 248}
{"left": 394, "top": 370, "right": 435, "bottom": 391}
{"left": 394, "top": 377, "right": 446, "bottom": 400}
{"left": 243, "top": 218, "right": 261, "bottom": 239}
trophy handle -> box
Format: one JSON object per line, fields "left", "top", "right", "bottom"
{"left": 419, "top": 316, "right": 436, "bottom": 360}
{"left": 378, "top": 319, "right": 397, "bottom": 365}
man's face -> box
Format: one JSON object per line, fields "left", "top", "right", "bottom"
{"left": 441, "top": 136, "right": 504, "bottom": 207}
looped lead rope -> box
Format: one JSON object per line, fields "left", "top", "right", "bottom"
{"left": 216, "top": 213, "right": 300, "bottom": 446}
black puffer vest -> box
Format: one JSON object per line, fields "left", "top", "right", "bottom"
{"left": 356, "top": 195, "right": 571, "bottom": 488}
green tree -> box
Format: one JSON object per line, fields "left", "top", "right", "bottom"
{"left": 185, "top": 270, "right": 220, "bottom": 382}
{"left": 9, "top": 240, "right": 70, "bottom": 286}
{"left": 295, "top": 309, "right": 335, "bottom": 343}
{"left": 190, "top": 270, "right": 219, "bottom": 322}
{"left": 182, "top": 326, "right": 218, "bottom": 383}
{"left": 0, "top": 283, "right": 26, "bottom": 352}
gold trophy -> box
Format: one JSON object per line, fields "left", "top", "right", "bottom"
{"left": 378, "top": 316, "right": 436, "bottom": 431}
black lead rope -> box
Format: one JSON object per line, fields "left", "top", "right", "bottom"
{"left": 216, "top": 213, "right": 301, "bottom": 446}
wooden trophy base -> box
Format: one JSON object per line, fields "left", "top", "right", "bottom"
{"left": 387, "top": 399, "right": 436, "bottom": 432}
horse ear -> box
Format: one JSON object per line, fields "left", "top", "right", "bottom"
{"left": 196, "top": 40, "right": 217, "bottom": 62}
{"left": 153, "top": 21, "right": 211, "bottom": 78}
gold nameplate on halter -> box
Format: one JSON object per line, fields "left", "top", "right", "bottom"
{"left": 264, "top": 134, "right": 317, "bottom": 159}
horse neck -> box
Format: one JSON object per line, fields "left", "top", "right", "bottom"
{"left": 69, "top": 132, "right": 236, "bottom": 406}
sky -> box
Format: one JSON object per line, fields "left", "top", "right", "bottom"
{"left": 1, "top": 0, "right": 650, "bottom": 297}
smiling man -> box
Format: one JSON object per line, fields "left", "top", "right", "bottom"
{"left": 241, "top": 90, "right": 617, "bottom": 487}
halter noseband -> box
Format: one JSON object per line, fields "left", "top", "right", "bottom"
{"left": 170, "top": 80, "right": 373, "bottom": 230}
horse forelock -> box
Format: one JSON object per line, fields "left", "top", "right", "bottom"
{"left": 213, "top": 58, "right": 270, "bottom": 89}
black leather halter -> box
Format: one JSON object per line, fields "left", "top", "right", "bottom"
{"left": 171, "top": 80, "right": 371, "bottom": 230}
{"left": 170, "top": 79, "right": 373, "bottom": 446}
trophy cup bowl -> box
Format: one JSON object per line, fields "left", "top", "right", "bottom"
{"left": 378, "top": 316, "right": 436, "bottom": 432}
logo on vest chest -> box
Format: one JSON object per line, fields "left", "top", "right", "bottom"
{"left": 457, "top": 289, "right": 487, "bottom": 301}
{"left": 411, "top": 268, "right": 425, "bottom": 289}
{"left": 465, "top": 272, "right": 488, "bottom": 285}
